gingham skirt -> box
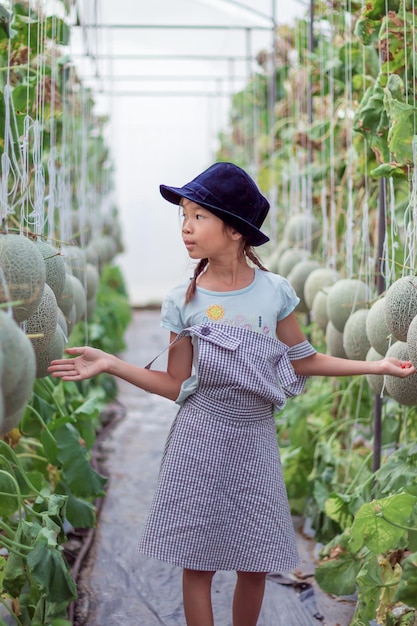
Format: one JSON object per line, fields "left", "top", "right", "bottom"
{"left": 139, "top": 324, "right": 315, "bottom": 572}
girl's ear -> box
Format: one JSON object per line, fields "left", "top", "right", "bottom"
{"left": 229, "top": 227, "right": 243, "bottom": 241}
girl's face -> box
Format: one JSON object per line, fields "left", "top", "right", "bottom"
{"left": 180, "top": 199, "right": 241, "bottom": 259}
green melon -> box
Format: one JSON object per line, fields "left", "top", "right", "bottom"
{"left": 406, "top": 313, "right": 417, "bottom": 369}
{"left": 0, "top": 310, "right": 36, "bottom": 434}
{"left": 277, "top": 247, "right": 310, "bottom": 278}
{"left": 304, "top": 267, "right": 339, "bottom": 310}
{"left": 342, "top": 309, "right": 370, "bottom": 360}
{"left": 66, "top": 304, "right": 77, "bottom": 337}
{"left": 62, "top": 244, "right": 87, "bottom": 281}
{"left": 57, "top": 307, "right": 68, "bottom": 340}
{"left": 311, "top": 287, "right": 330, "bottom": 332}
{"left": 85, "top": 263, "right": 99, "bottom": 300}
{"left": 366, "top": 297, "right": 394, "bottom": 356}
{"left": 326, "top": 321, "right": 347, "bottom": 358}
{"left": 68, "top": 274, "right": 86, "bottom": 323}
{"left": 266, "top": 240, "right": 290, "bottom": 273}
{"left": 384, "top": 276, "right": 417, "bottom": 342}
{"left": 36, "top": 240, "right": 66, "bottom": 300}
{"left": 283, "top": 214, "right": 321, "bottom": 252}
{"left": 326, "top": 278, "right": 372, "bottom": 332}
{"left": 0, "top": 233, "right": 46, "bottom": 323}
{"left": 36, "top": 325, "right": 66, "bottom": 378}
{"left": 384, "top": 341, "right": 417, "bottom": 405}
{"left": 56, "top": 273, "right": 74, "bottom": 317}
{"left": 26, "top": 284, "right": 58, "bottom": 354}
{"left": 287, "top": 260, "right": 321, "bottom": 313}
{"left": 365, "top": 347, "right": 385, "bottom": 395}
{"left": 86, "top": 296, "right": 97, "bottom": 321}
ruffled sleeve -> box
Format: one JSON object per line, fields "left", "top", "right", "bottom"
{"left": 277, "top": 339, "right": 317, "bottom": 399}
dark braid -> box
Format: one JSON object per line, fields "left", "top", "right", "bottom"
{"left": 185, "top": 258, "right": 209, "bottom": 304}
{"left": 244, "top": 242, "right": 269, "bottom": 272}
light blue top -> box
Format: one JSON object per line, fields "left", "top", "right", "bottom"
{"left": 159, "top": 269, "right": 300, "bottom": 405}
{"left": 160, "top": 268, "right": 299, "bottom": 336}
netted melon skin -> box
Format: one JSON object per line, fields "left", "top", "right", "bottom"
{"left": 406, "top": 313, "right": 417, "bottom": 369}
{"left": 0, "top": 310, "right": 36, "bottom": 434}
{"left": 366, "top": 297, "right": 394, "bottom": 356}
{"left": 36, "top": 240, "right": 66, "bottom": 300}
{"left": 384, "top": 276, "right": 417, "bottom": 342}
{"left": 384, "top": 341, "right": 417, "bottom": 406}
{"left": 283, "top": 214, "right": 321, "bottom": 252}
{"left": 326, "top": 321, "right": 347, "bottom": 358}
{"left": 343, "top": 309, "right": 370, "bottom": 360}
{"left": 57, "top": 273, "right": 74, "bottom": 317}
{"left": 277, "top": 248, "right": 310, "bottom": 278}
{"left": 304, "top": 268, "right": 339, "bottom": 310}
{"left": 36, "top": 325, "right": 66, "bottom": 378}
{"left": 0, "top": 234, "right": 46, "bottom": 323}
{"left": 326, "top": 278, "right": 372, "bottom": 333}
{"left": 365, "top": 347, "right": 385, "bottom": 395}
{"left": 68, "top": 274, "right": 86, "bottom": 323}
{"left": 26, "top": 284, "right": 59, "bottom": 353}
{"left": 311, "top": 288, "right": 330, "bottom": 332}
{"left": 287, "top": 260, "right": 321, "bottom": 313}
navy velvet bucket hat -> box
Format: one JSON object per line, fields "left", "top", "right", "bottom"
{"left": 160, "top": 162, "right": 270, "bottom": 246}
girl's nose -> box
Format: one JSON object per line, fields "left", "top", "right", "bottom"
{"left": 182, "top": 219, "right": 191, "bottom": 233}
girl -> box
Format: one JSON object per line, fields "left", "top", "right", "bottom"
{"left": 48, "top": 162, "right": 414, "bottom": 626}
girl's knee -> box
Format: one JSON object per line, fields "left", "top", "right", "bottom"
{"left": 236, "top": 571, "right": 267, "bottom": 584}
{"left": 183, "top": 568, "right": 216, "bottom": 582}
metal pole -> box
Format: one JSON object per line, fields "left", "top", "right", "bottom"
{"left": 373, "top": 177, "right": 387, "bottom": 474}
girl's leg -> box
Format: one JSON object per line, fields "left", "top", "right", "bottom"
{"left": 182, "top": 568, "right": 216, "bottom": 626}
{"left": 232, "top": 571, "right": 267, "bottom": 626}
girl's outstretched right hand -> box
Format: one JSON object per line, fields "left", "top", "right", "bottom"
{"left": 48, "top": 346, "right": 110, "bottom": 381}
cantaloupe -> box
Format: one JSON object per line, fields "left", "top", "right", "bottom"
{"left": 326, "top": 321, "right": 347, "bottom": 358}
{"left": 384, "top": 341, "right": 417, "bottom": 405}
{"left": 36, "top": 240, "right": 66, "bottom": 301}
{"left": 366, "top": 347, "right": 385, "bottom": 395}
{"left": 266, "top": 240, "right": 290, "bottom": 274}
{"left": 384, "top": 276, "right": 417, "bottom": 342}
{"left": 326, "top": 278, "right": 372, "bottom": 332}
{"left": 304, "top": 267, "right": 339, "bottom": 310}
{"left": 0, "top": 233, "right": 46, "bottom": 323}
{"left": 366, "top": 297, "right": 394, "bottom": 356}
{"left": 406, "top": 313, "right": 417, "bottom": 369}
{"left": 287, "top": 260, "right": 321, "bottom": 313}
{"left": 25, "top": 284, "right": 58, "bottom": 354}
{"left": 0, "top": 310, "right": 36, "bottom": 435}
{"left": 66, "top": 304, "right": 77, "bottom": 337}
{"left": 57, "top": 307, "right": 68, "bottom": 340}
{"left": 277, "top": 247, "right": 310, "bottom": 278}
{"left": 85, "top": 236, "right": 117, "bottom": 271}
{"left": 35, "top": 325, "right": 66, "bottom": 378}
{"left": 311, "top": 287, "right": 330, "bottom": 332}
{"left": 343, "top": 309, "right": 371, "bottom": 360}
{"left": 283, "top": 214, "right": 321, "bottom": 252}
{"left": 85, "top": 262, "right": 99, "bottom": 300}
{"left": 68, "top": 274, "right": 86, "bottom": 323}
{"left": 56, "top": 273, "right": 74, "bottom": 317}
{"left": 62, "top": 244, "right": 87, "bottom": 281}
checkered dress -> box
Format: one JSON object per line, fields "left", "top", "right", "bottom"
{"left": 139, "top": 324, "right": 315, "bottom": 572}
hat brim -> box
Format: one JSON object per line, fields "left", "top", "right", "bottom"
{"left": 160, "top": 184, "right": 269, "bottom": 247}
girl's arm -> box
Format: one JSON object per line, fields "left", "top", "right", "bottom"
{"left": 276, "top": 313, "right": 415, "bottom": 378}
{"left": 47, "top": 332, "right": 193, "bottom": 401}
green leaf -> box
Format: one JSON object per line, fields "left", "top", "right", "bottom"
{"left": 65, "top": 492, "right": 96, "bottom": 528}
{"left": 0, "top": 470, "right": 19, "bottom": 517}
{"left": 27, "top": 541, "right": 77, "bottom": 603}
{"left": 324, "top": 493, "right": 354, "bottom": 530}
{"left": 394, "top": 551, "right": 417, "bottom": 609}
{"left": 315, "top": 547, "right": 362, "bottom": 595}
{"left": 54, "top": 423, "right": 106, "bottom": 498}
{"left": 350, "top": 493, "right": 417, "bottom": 554}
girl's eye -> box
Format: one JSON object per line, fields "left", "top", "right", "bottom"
{"left": 196, "top": 213, "right": 204, "bottom": 220}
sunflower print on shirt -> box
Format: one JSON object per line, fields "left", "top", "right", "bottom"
{"left": 206, "top": 304, "right": 225, "bottom": 321}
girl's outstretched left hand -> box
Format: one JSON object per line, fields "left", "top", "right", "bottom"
{"left": 380, "top": 357, "right": 416, "bottom": 377}
{"left": 48, "top": 346, "right": 110, "bottom": 381}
